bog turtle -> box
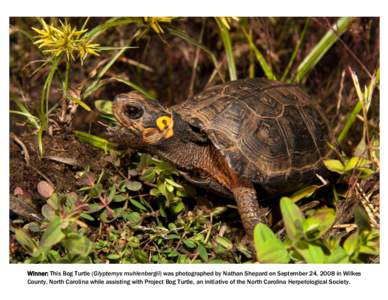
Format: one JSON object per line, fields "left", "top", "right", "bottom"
{"left": 112, "top": 78, "right": 330, "bottom": 238}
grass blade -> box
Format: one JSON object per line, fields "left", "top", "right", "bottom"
{"left": 84, "top": 17, "right": 141, "bottom": 41}
{"left": 11, "top": 99, "right": 40, "bottom": 129}
{"left": 166, "top": 27, "right": 224, "bottom": 82}
{"left": 74, "top": 131, "right": 117, "bottom": 152}
{"left": 294, "top": 17, "right": 354, "bottom": 82}
{"left": 111, "top": 77, "right": 156, "bottom": 100}
{"left": 242, "top": 27, "right": 276, "bottom": 80}
{"left": 83, "top": 47, "right": 128, "bottom": 98}
{"left": 281, "top": 18, "right": 310, "bottom": 81}
{"left": 215, "top": 18, "right": 237, "bottom": 81}
{"left": 337, "top": 68, "right": 379, "bottom": 144}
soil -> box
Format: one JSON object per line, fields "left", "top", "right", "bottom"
{"left": 10, "top": 130, "right": 104, "bottom": 204}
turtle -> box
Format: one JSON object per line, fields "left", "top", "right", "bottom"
{"left": 111, "top": 78, "right": 331, "bottom": 239}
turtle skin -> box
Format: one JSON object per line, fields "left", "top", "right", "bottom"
{"left": 175, "top": 78, "right": 330, "bottom": 195}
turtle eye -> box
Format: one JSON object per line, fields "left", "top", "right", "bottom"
{"left": 124, "top": 104, "right": 144, "bottom": 119}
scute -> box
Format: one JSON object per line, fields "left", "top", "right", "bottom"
{"left": 175, "top": 78, "right": 330, "bottom": 194}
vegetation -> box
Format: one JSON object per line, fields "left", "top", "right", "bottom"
{"left": 10, "top": 17, "right": 379, "bottom": 263}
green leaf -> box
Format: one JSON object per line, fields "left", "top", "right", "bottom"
{"left": 302, "top": 208, "right": 336, "bottom": 240}
{"left": 354, "top": 206, "right": 371, "bottom": 232}
{"left": 39, "top": 215, "right": 66, "bottom": 249}
{"left": 113, "top": 194, "right": 127, "bottom": 202}
{"left": 107, "top": 253, "right": 121, "bottom": 260}
{"left": 183, "top": 239, "right": 197, "bottom": 249}
{"left": 129, "top": 198, "right": 148, "bottom": 211}
{"left": 327, "top": 247, "right": 350, "bottom": 263}
{"left": 41, "top": 204, "right": 55, "bottom": 221}
{"left": 343, "top": 231, "right": 359, "bottom": 256}
{"left": 62, "top": 233, "right": 93, "bottom": 257}
{"left": 170, "top": 201, "right": 185, "bottom": 214}
{"left": 215, "top": 236, "right": 233, "bottom": 251}
{"left": 124, "top": 211, "right": 142, "bottom": 226}
{"left": 127, "top": 236, "right": 140, "bottom": 248}
{"left": 295, "top": 17, "right": 354, "bottom": 82}
{"left": 323, "top": 159, "right": 345, "bottom": 174}
{"left": 14, "top": 228, "right": 38, "bottom": 254}
{"left": 280, "top": 197, "right": 304, "bottom": 240}
{"left": 197, "top": 243, "right": 209, "bottom": 262}
{"left": 295, "top": 241, "right": 326, "bottom": 263}
{"left": 290, "top": 184, "right": 321, "bottom": 202}
{"left": 126, "top": 180, "right": 143, "bottom": 191}
{"left": 253, "top": 223, "right": 290, "bottom": 263}
{"left": 165, "top": 178, "right": 183, "bottom": 189}
{"left": 344, "top": 157, "right": 371, "bottom": 172}
{"left": 94, "top": 99, "right": 113, "bottom": 114}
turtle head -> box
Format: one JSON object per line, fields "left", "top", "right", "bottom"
{"left": 112, "top": 91, "right": 174, "bottom": 145}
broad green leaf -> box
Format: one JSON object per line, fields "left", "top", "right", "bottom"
{"left": 129, "top": 198, "right": 148, "bottom": 211}
{"left": 290, "top": 184, "right": 321, "bottom": 202}
{"left": 254, "top": 223, "right": 290, "bottom": 263}
{"left": 197, "top": 243, "right": 209, "bottom": 262}
{"left": 94, "top": 99, "right": 113, "bottom": 114}
{"left": 343, "top": 231, "right": 359, "bottom": 256}
{"left": 170, "top": 201, "right": 185, "bottom": 214}
{"left": 107, "top": 253, "right": 121, "bottom": 260}
{"left": 113, "top": 194, "right": 127, "bottom": 202}
{"left": 62, "top": 233, "right": 93, "bottom": 257}
{"left": 165, "top": 178, "right": 183, "bottom": 189}
{"left": 215, "top": 236, "right": 233, "bottom": 250}
{"left": 303, "top": 208, "right": 336, "bottom": 240}
{"left": 124, "top": 211, "right": 142, "bottom": 226}
{"left": 183, "top": 239, "right": 197, "bottom": 249}
{"left": 14, "top": 228, "right": 38, "bottom": 254}
{"left": 323, "top": 159, "right": 345, "bottom": 174}
{"left": 354, "top": 206, "right": 371, "bottom": 232}
{"left": 39, "top": 215, "right": 65, "bottom": 249}
{"left": 327, "top": 247, "right": 350, "bottom": 263}
{"left": 344, "top": 157, "right": 371, "bottom": 172}
{"left": 41, "top": 204, "right": 55, "bottom": 221}
{"left": 127, "top": 236, "right": 140, "bottom": 248}
{"left": 280, "top": 197, "right": 304, "bottom": 240}
{"left": 126, "top": 180, "right": 143, "bottom": 191}
{"left": 295, "top": 241, "right": 326, "bottom": 263}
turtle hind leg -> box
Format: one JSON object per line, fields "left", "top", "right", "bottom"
{"left": 232, "top": 182, "right": 268, "bottom": 238}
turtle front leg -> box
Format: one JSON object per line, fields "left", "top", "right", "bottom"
{"left": 232, "top": 183, "right": 267, "bottom": 239}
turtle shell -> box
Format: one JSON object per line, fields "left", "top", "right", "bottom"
{"left": 175, "top": 78, "right": 330, "bottom": 194}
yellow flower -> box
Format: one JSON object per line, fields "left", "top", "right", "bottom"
{"left": 32, "top": 18, "right": 100, "bottom": 63}
{"left": 217, "top": 17, "right": 240, "bottom": 30}
{"left": 144, "top": 17, "right": 174, "bottom": 34}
